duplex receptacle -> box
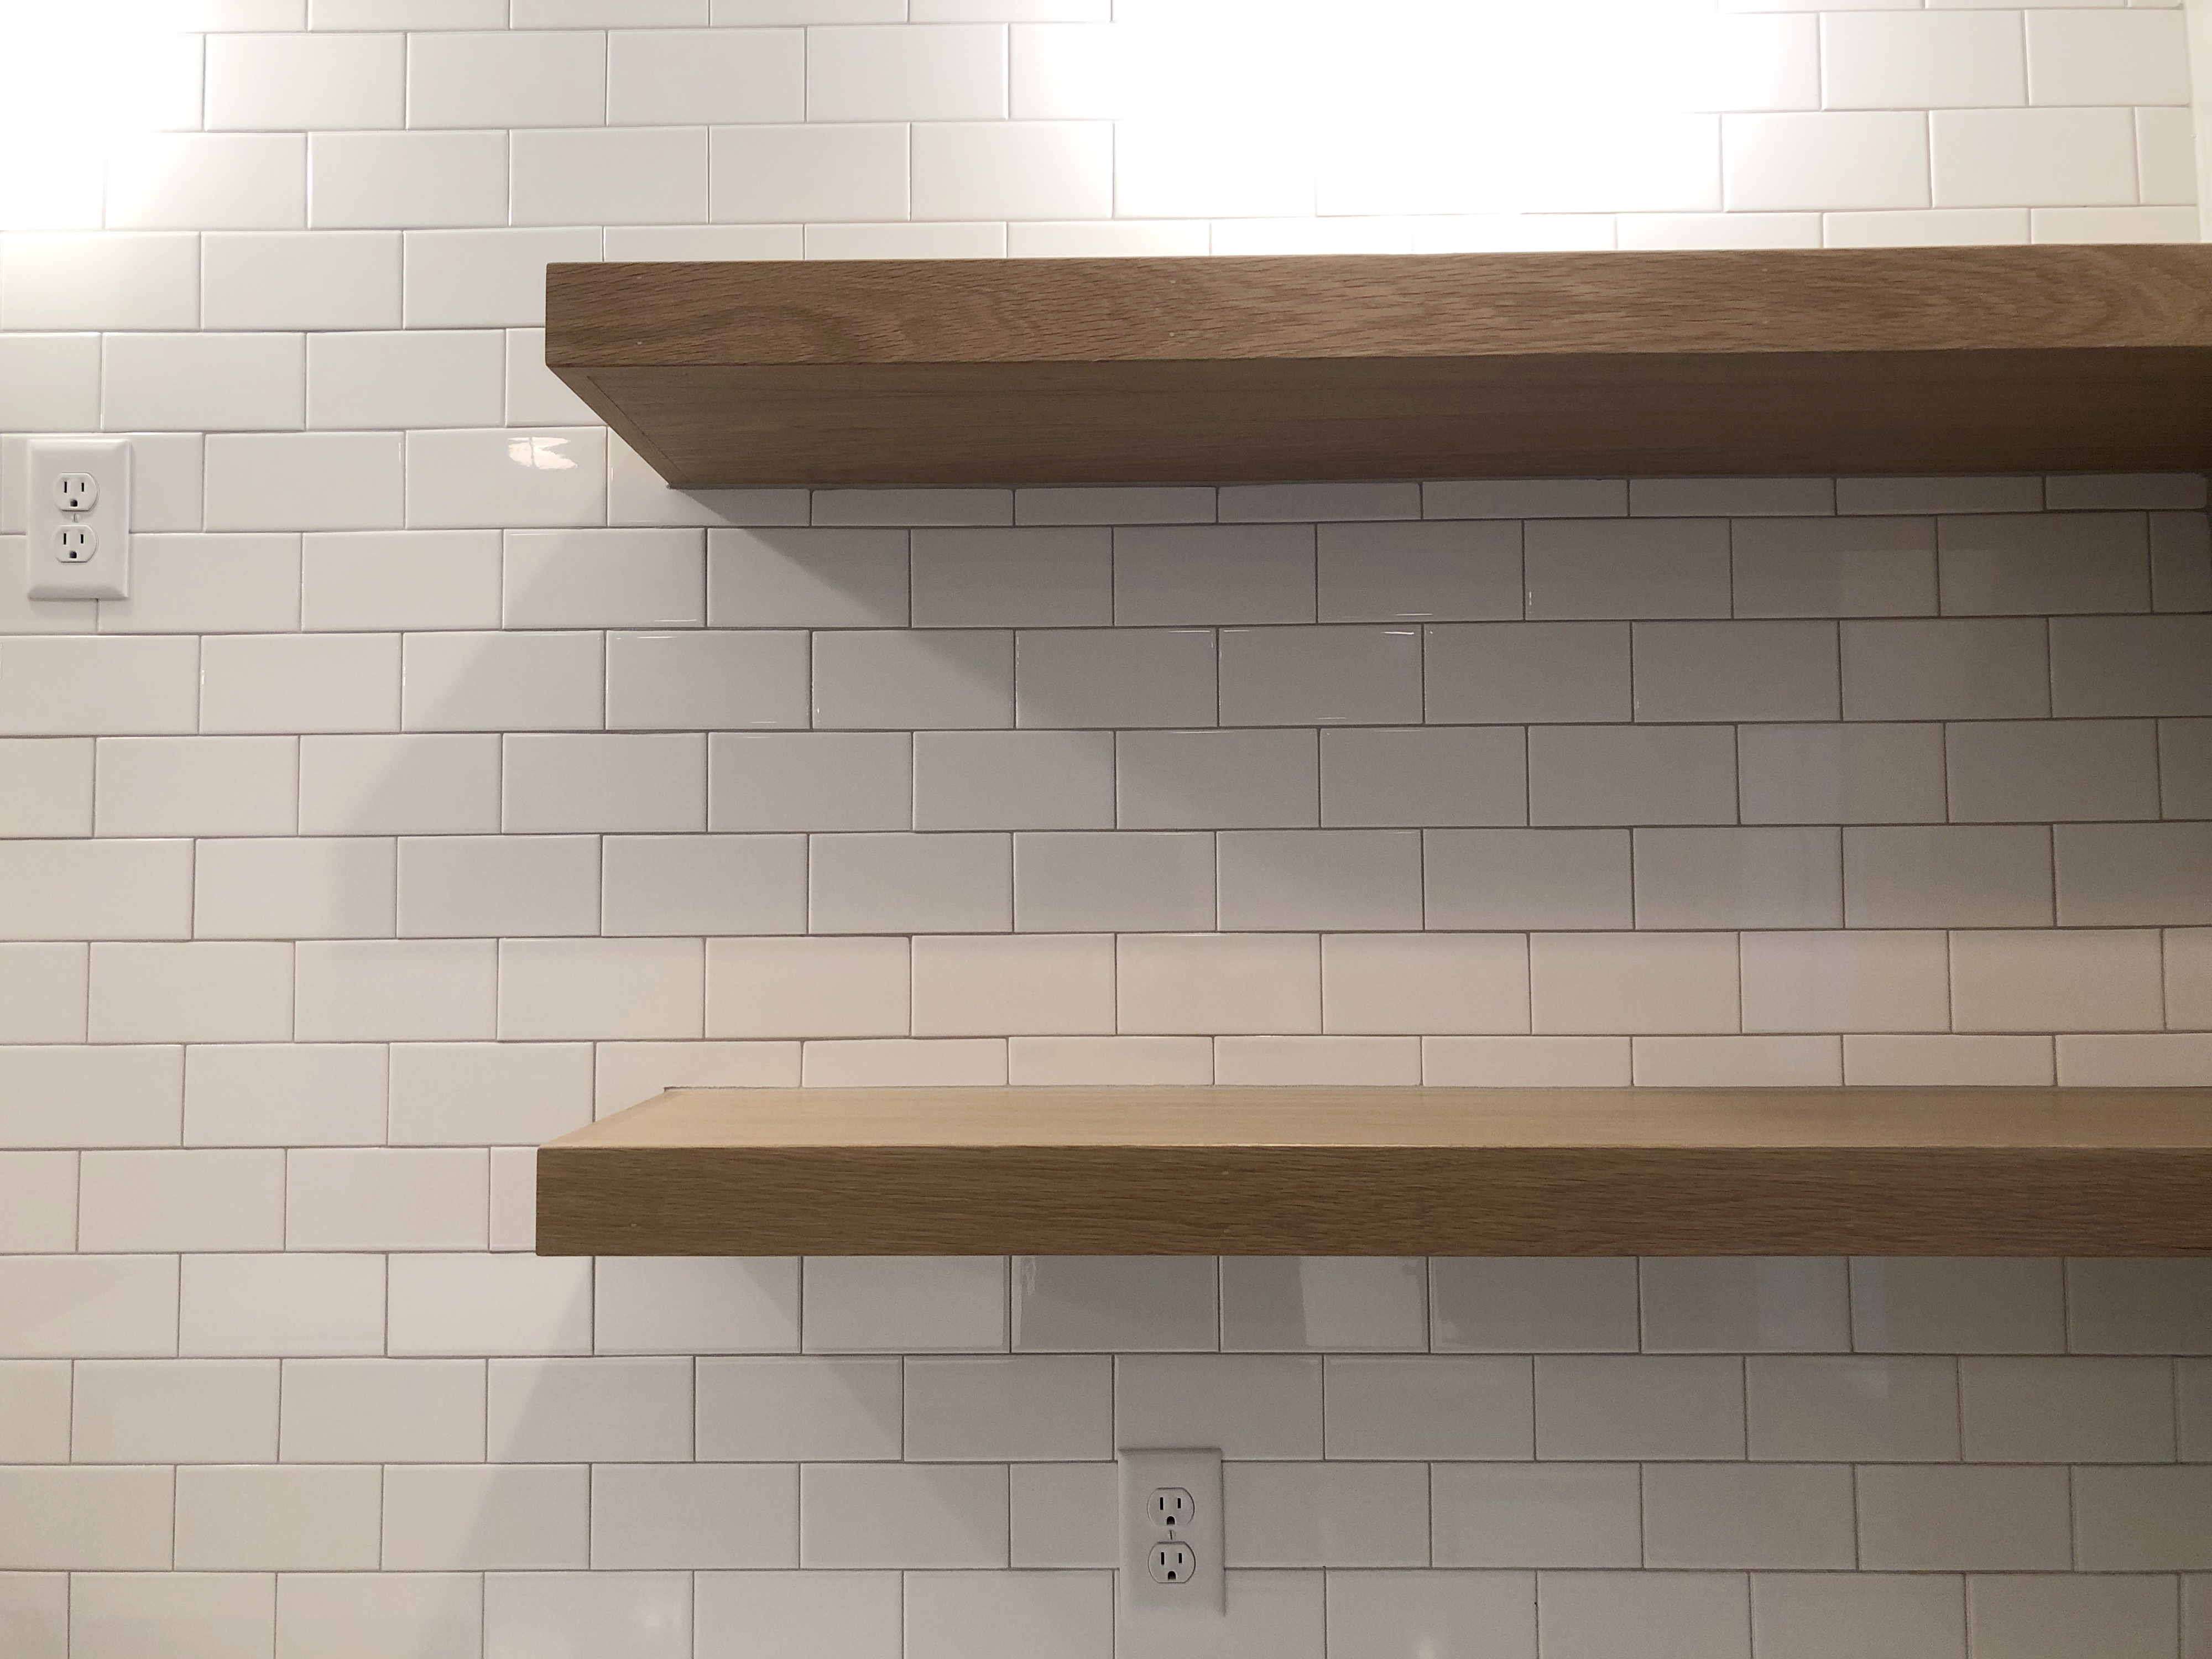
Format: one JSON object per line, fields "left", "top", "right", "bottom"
{"left": 1118, "top": 1448, "right": 1224, "bottom": 1619}
{"left": 27, "top": 439, "right": 130, "bottom": 602}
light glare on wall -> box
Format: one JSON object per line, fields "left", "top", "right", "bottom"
{"left": 0, "top": 0, "right": 192, "bottom": 229}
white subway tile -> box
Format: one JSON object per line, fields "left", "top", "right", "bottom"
{"left": 1843, "top": 826, "right": 2053, "bottom": 928}
{"left": 90, "top": 942, "right": 293, "bottom": 1044}
{"left": 0, "top": 1468, "right": 175, "bottom": 1570}
{"left": 70, "top": 1573, "right": 276, "bottom": 1659}
{"left": 504, "top": 732, "right": 704, "bottom": 832}
{"left": 0, "top": 336, "right": 96, "bottom": 430}
{"left": 506, "top": 529, "right": 702, "bottom": 629}
{"left": 204, "top": 232, "right": 401, "bottom": 330}
{"left": 2052, "top": 615, "right": 2212, "bottom": 716}
{"left": 388, "top": 1253, "right": 592, "bottom": 1357}
{"left": 1741, "top": 930, "right": 1949, "bottom": 1033}
{"left": 1633, "top": 827, "right": 1841, "bottom": 928}
{"left": 80, "top": 1149, "right": 284, "bottom": 1252}
{"left": 1951, "top": 927, "right": 2164, "bottom": 1031}
{"left": 1524, "top": 518, "right": 1730, "bottom": 619}
{"left": 1643, "top": 1258, "right": 1850, "bottom": 1353}
{"left": 0, "top": 840, "right": 192, "bottom": 941}
{"left": 1635, "top": 1034, "right": 1842, "bottom": 1087}
{"left": 1011, "top": 832, "right": 1210, "bottom": 932}
{"left": 1634, "top": 620, "right": 1838, "bottom": 721}
{"left": 108, "top": 134, "right": 306, "bottom": 231}
{"left": 499, "top": 938, "right": 703, "bottom": 1041}
{"left": 295, "top": 939, "right": 498, "bottom": 1041}
{"left": 1934, "top": 108, "right": 2138, "bottom": 207}
{"left": 802, "top": 1257, "right": 1006, "bottom": 1353}
{"left": 2073, "top": 1466, "right": 2212, "bottom": 1570}
{"left": 206, "top": 434, "right": 405, "bottom": 532}
{"left": 1015, "top": 485, "right": 1215, "bottom": 525}
{"left": 1228, "top": 1462, "right": 1428, "bottom": 1568}
{"left": 1960, "top": 1355, "right": 2174, "bottom": 1462}
{"left": 0, "top": 233, "right": 199, "bottom": 331}
{"left": 1856, "top": 1466, "right": 2071, "bottom": 1571}
{"left": 406, "top": 428, "right": 608, "bottom": 530}
{"left": 612, "top": 440, "right": 809, "bottom": 531}
{"left": 708, "top": 732, "right": 909, "bottom": 833}
{"left": 2066, "top": 1259, "right": 2212, "bottom": 1355}
{"left": 697, "top": 1356, "right": 900, "bottom": 1459}
{"left": 71, "top": 1359, "right": 278, "bottom": 1463}
{"left": 1115, "top": 525, "right": 1316, "bottom": 624}
{"left": 906, "top": 1355, "right": 1110, "bottom": 1461}
{"left": 1823, "top": 12, "right": 2025, "bottom": 109}
{"left": 1421, "top": 1035, "right": 1633, "bottom": 1087}
{"left": 1217, "top": 830, "right": 1420, "bottom": 931}
{"left": 307, "top": 331, "right": 503, "bottom": 431}
{"left": 486, "top": 1356, "right": 690, "bottom": 1463}
{"left": 179, "top": 1254, "right": 384, "bottom": 1357}
{"left": 810, "top": 832, "right": 1011, "bottom": 933}
{"left": 2056, "top": 822, "right": 2212, "bottom": 926}
{"left": 1118, "top": 932, "right": 1319, "bottom": 1035}
{"left": 1117, "top": 729, "right": 1318, "bottom": 830}
{"left": 801, "top": 1464, "right": 1006, "bottom": 1568}
{"left": 381, "top": 1465, "right": 588, "bottom": 1570}
{"left": 1011, "top": 1256, "right": 1215, "bottom": 1352}
{"left": 300, "top": 734, "right": 501, "bottom": 835}
{"left": 1531, "top": 931, "right": 1739, "bottom": 1035}
{"left": 907, "top": 1572, "right": 1109, "bottom": 1659}
{"left": 0, "top": 637, "right": 199, "bottom": 737}
{"left": 0, "top": 1154, "right": 76, "bottom": 1251}
{"left": 1528, "top": 726, "right": 1736, "bottom": 826}
{"left": 1426, "top": 478, "right": 1624, "bottom": 520}
{"left": 1325, "top": 1570, "right": 1537, "bottom": 1659}
{"left": 1739, "top": 723, "right": 1946, "bottom": 825}
{"left": 711, "top": 124, "right": 910, "bottom": 222}
{"left": 310, "top": 133, "right": 507, "bottom": 229}
{"left": 195, "top": 837, "right": 394, "bottom": 941}
{"left": 1015, "top": 628, "right": 1214, "bottom": 729}
{"left": 1746, "top": 1356, "right": 1961, "bottom": 1462}
{"left": 186, "top": 1044, "right": 385, "bottom": 1149}
{"left": 275, "top": 1574, "right": 483, "bottom": 1659}
{"left": 911, "top": 934, "right": 1113, "bottom": 1036}
{"left": 408, "top": 31, "right": 606, "bottom": 127}
{"left": 514, "top": 129, "right": 708, "bottom": 226}
{"left": 208, "top": 31, "right": 404, "bottom": 128}
{"left": 0, "top": 1046, "right": 184, "bottom": 1151}
{"left": 1214, "top": 1035, "right": 1420, "bottom": 1084}
{"left": 593, "top": 1464, "right": 797, "bottom": 1569}
{"left": 1316, "top": 520, "right": 1520, "bottom": 622}
{"left": 2026, "top": 8, "right": 2190, "bottom": 105}
{"left": 1318, "top": 727, "right": 1525, "bottom": 829}
{"left": 708, "top": 528, "right": 909, "bottom": 627}
{"left": 1733, "top": 516, "right": 1938, "bottom": 618}
{"left": 404, "top": 227, "right": 601, "bottom": 330}
{"left": 175, "top": 1465, "right": 381, "bottom": 1571}
{"left": 1220, "top": 1258, "right": 1427, "bottom": 1353}
{"left": 397, "top": 834, "right": 597, "bottom": 938}
{"left": 507, "top": 326, "right": 597, "bottom": 425}
{"left": 289, "top": 1148, "right": 487, "bottom": 1251}
{"left": 912, "top": 528, "right": 1109, "bottom": 628}
{"left": 597, "top": 1258, "right": 799, "bottom": 1354}
{"left": 914, "top": 730, "right": 1112, "bottom": 831}
{"left": 608, "top": 28, "right": 800, "bottom": 124}
{"left": 1321, "top": 933, "right": 1527, "bottom": 1036}
{"left": 815, "top": 629, "right": 1013, "bottom": 729}
{"left": 1219, "top": 625, "right": 1421, "bottom": 727}
{"left": 280, "top": 1358, "right": 486, "bottom": 1463}
{"left": 303, "top": 533, "right": 502, "bottom": 637}
{"left": 1846, "top": 1034, "right": 2056, "bottom": 1086}
{"left": 101, "top": 534, "right": 301, "bottom": 634}
{"left": 1643, "top": 1463, "right": 1854, "bottom": 1569}
{"left": 1323, "top": 1355, "right": 1531, "bottom": 1460}
{"left": 202, "top": 635, "right": 401, "bottom": 734}
{"left": 1536, "top": 1355, "right": 1744, "bottom": 1459}
{"left": 693, "top": 1572, "right": 901, "bottom": 1659}
{"left": 1432, "top": 1464, "right": 1640, "bottom": 1568}
{"left": 0, "top": 740, "right": 92, "bottom": 837}
{"left": 1114, "top": 1354, "right": 1321, "bottom": 1458}
{"left": 1969, "top": 1577, "right": 2177, "bottom": 1659}
{"left": 403, "top": 632, "right": 602, "bottom": 731}
{"left": 707, "top": 936, "right": 909, "bottom": 1037}
{"left": 604, "top": 834, "right": 806, "bottom": 936}
{"left": 804, "top": 1035, "right": 997, "bottom": 1085}
{"left": 1425, "top": 830, "right": 1632, "bottom": 930}
{"left": 915, "top": 122, "right": 1114, "bottom": 220}
{"left": 1008, "top": 1034, "right": 1212, "bottom": 1084}
{"left": 2059, "top": 1032, "right": 2212, "bottom": 1086}
{"left": 808, "top": 24, "right": 1006, "bottom": 119}
{"left": 1851, "top": 1258, "right": 2065, "bottom": 1356}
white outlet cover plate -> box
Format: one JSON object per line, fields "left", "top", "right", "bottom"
{"left": 27, "top": 439, "right": 130, "bottom": 601}
{"left": 1118, "top": 1447, "right": 1225, "bottom": 1617}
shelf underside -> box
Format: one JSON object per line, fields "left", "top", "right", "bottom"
{"left": 545, "top": 246, "right": 2212, "bottom": 487}
{"left": 536, "top": 1086, "right": 2212, "bottom": 1258}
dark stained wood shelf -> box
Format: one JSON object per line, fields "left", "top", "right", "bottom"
{"left": 537, "top": 1086, "right": 2212, "bottom": 1258}
{"left": 545, "top": 246, "right": 2212, "bottom": 488}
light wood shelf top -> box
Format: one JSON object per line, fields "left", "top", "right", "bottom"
{"left": 536, "top": 1086, "right": 2212, "bottom": 1258}
{"left": 545, "top": 246, "right": 2212, "bottom": 488}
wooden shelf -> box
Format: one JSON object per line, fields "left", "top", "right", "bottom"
{"left": 545, "top": 246, "right": 2212, "bottom": 488}
{"left": 536, "top": 1086, "right": 2212, "bottom": 1258}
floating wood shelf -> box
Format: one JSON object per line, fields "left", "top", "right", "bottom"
{"left": 545, "top": 246, "right": 2212, "bottom": 488}
{"left": 536, "top": 1086, "right": 2212, "bottom": 1258}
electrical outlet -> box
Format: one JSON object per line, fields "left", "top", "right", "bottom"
{"left": 1118, "top": 1448, "right": 1224, "bottom": 1618}
{"left": 27, "top": 439, "right": 130, "bottom": 601}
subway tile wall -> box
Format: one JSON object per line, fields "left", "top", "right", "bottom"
{"left": 3, "top": 3, "right": 2212, "bottom": 1656}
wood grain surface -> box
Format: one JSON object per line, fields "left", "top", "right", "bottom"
{"left": 544, "top": 247, "right": 2212, "bottom": 486}
{"left": 536, "top": 1086, "right": 2212, "bottom": 1257}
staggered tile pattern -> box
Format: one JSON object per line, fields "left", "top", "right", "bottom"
{"left": 4, "top": 5, "right": 2212, "bottom": 1656}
